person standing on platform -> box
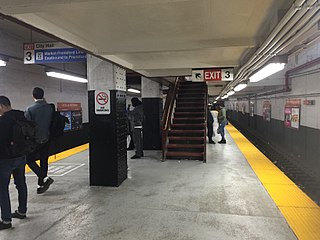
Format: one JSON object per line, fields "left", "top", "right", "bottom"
{"left": 207, "top": 107, "right": 215, "bottom": 144}
{"left": 128, "top": 97, "right": 144, "bottom": 159}
{"left": 0, "top": 96, "right": 28, "bottom": 230}
{"left": 25, "top": 87, "right": 54, "bottom": 194}
{"left": 217, "top": 102, "right": 227, "bottom": 144}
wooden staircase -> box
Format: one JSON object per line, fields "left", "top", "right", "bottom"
{"left": 165, "top": 81, "right": 207, "bottom": 161}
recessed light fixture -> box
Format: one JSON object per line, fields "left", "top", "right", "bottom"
{"left": 46, "top": 70, "right": 88, "bottom": 83}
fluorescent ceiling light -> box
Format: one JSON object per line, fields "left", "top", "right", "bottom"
{"left": 249, "top": 63, "right": 285, "bottom": 82}
{"left": 234, "top": 83, "right": 247, "bottom": 92}
{"left": 127, "top": 88, "right": 140, "bottom": 94}
{"left": 221, "top": 95, "right": 228, "bottom": 99}
{"left": 227, "top": 90, "right": 235, "bottom": 96}
{"left": 215, "top": 96, "right": 220, "bottom": 100}
{"left": 46, "top": 71, "right": 88, "bottom": 83}
{"left": 0, "top": 60, "right": 7, "bottom": 67}
{"left": 213, "top": 101, "right": 217, "bottom": 104}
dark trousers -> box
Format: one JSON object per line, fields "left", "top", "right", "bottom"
{"left": 207, "top": 122, "right": 214, "bottom": 140}
{"left": 27, "top": 141, "right": 50, "bottom": 186}
{"left": 0, "top": 156, "right": 27, "bottom": 222}
{"left": 132, "top": 128, "right": 143, "bottom": 157}
{"left": 128, "top": 133, "right": 135, "bottom": 150}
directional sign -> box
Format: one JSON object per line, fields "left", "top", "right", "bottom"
{"left": 95, "top": 90, "right": 110, "bottom": 115}
{"left": 192, "top": 70, "right": 204, "bottom": 81}
{"left": 192, "top": 68, "right": 234, "bottom": 81}
{"left": 24, "top": 42, "right": 86, "bottom": 64}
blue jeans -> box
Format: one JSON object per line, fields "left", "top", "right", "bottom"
{"left": 219, "top": 121, "right": 228, "bottom": 139}
{"left": 0, "top": 156, "right": 27, "bottom": 222}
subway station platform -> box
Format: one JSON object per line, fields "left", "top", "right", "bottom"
{"left": 1, "top": 124, "right": 319, "bottom": 240}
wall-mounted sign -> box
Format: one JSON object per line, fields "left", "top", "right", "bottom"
{"left": 95, "top": 90, "right": 110, "bottom": 115}
{"left": 57, "top": 102, "right": 82, "bottom": 131}
{"left": 24, "top": 42, "right": 86, "bottom": 64}
{"left": 192, "top": 68, "right": 234, "bottom": 81}
{"left": 284, "top": 99, "right": 301, "bottom": 129}
{"left": 303, "top": 99, "right": 315, "bottom": 105}
{"left": 263, "top": 101, "right": 271, "bottom": 122}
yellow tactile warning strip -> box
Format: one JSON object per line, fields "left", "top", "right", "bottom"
{"left": 226, "top": 124, "right": 320, "bottom": 240}
{"left": 25, "top": 143, "right": 89, "bottom": 173}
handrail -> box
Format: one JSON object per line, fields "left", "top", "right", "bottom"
{"left": 161, "top": 77, "right": 181, "bottom": 161}
{"left": 203, "top": 84, "right": 208, "bottom": 163}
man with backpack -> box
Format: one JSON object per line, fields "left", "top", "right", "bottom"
{"left": 0, "top": 96, "right": 28, "bottom": 230}
{"left": 25, "top": 87, "right": 54, "bottom": 194}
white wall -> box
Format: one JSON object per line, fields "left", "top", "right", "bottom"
{"left": 0, "top": 59, "right": 89, "bottom": 122}
{"left": 227, "top": 39, "right": 320, "bottom": 130}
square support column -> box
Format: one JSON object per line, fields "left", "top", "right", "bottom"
{"left": 87, "top": 55, "right": 127, "bottom": 186}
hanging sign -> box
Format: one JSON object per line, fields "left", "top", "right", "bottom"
{"left": 192, "top": 68, "right": 234, "bottom": 81}
{"left": 284, "top": 99, "right": 301, "bottom": 129}
{"left": 23, "top": 42, "right": 86, "bottom": 64}
{"left": 95, "top": 90, "right": 110, "bottom": 115}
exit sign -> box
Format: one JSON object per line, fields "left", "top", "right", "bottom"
{"left": 192, "top": 68, "right": 234, "bottom": 81}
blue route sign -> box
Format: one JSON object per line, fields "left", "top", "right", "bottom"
{"left": 24, "top": 42, "right": 86, "bottom": 64}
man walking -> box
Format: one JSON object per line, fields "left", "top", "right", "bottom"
{"left": 25, "top": 87, "right": 54, "bottom": 194}
{"left": 0, "top": 96, "right": 28, "bottom": 230}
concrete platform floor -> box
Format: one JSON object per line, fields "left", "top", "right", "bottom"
{"left": 1, "top": 130, "right": 297, "bottom": 240}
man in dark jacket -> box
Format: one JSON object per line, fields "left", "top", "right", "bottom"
{"left": 0, "top": 96, "right": 28, "bottom": 230}
{"left": 128, "top": 98, "right": 144, "bottom": 159}
{"left": 25, "top": 87, "right": 54, "bottom": 194}
{"left": 207, "top": 108, "right": 215, "bottom": 144}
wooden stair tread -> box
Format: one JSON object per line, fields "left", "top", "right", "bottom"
{"left": 169, "top": 136, "right": 204, "bottom": 140}
{"left": 166, "top": 152, "right": 203, "bottom": 157}
{"left": 174, "top": 117, "right": 205, "bottom": 120}
{"left": 171, "top": 123, "right": 205, "bottom": 127}
{"left": 167, "top": 144, "right": 204, "bottom": 148}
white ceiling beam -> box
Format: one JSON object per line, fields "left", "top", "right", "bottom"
{"left": 96, "top": 38, "right": 255, "bottom": 55}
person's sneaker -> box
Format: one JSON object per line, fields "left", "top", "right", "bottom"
{"left": 0, "top": 221, "right": 12, "bottom": 230}
{"left": 209, "top": 140, "right": 215, "bottom": 144}
{"left": 37, "top": 177, "right": 54, "bottom": 194}
{"left": 218, "top": 139, "right": 226, "bottom": 144}
{"left": 131, "top": 155, "right": 141, "bottom": 159}
{"left": 12, "top": 210, "right": 26, "bottom": 219}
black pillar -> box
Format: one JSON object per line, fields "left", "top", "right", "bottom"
{"left": 142, "top": 98, "right": 163, "bottom": 150}
{"left": 88, "top": 90, "right": 127, "bottom": 187}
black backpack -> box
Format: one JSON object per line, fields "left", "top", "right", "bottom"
{"left": 50, "top": 110, "right": 68, "bottom": 140}
{"left": 6, "top": 116, "right": 38, "bottom": 156}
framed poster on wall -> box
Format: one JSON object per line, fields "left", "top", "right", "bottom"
{"left": 57, "top": 102, "right": 82, "bottom": 131}
{"left": 284, "top": 99, "right": 300, "bottom": 129}
{"left": 263, "top": 101, "right": 271, "bottom": 122}
{"left": 249, "top": 101, "right": 254, "bottom": 117}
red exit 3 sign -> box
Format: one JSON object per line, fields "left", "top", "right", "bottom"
{"left": 192, "top": 68, "right": 233, "bottom": 81}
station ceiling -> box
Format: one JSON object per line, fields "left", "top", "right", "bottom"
{"left": 0, "top": 0, "right": 300, "bottom": 95}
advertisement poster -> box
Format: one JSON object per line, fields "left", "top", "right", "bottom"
{"left": 61, "top": 111, "right": 72, "bottom": 131}
{"left": 249, "top": 101, "right": 254, "bottom": 117}
{"left": 241, "top": 103, "right": 246, "bottom": 114}
{"left": 57, "top": 102, "right": 82, "bottom": 131}
{"left": 263, "top": 101, "right": 271, "bottom": 122}
{"left": 284, "top": 99, "right": 300, "bottom": 129}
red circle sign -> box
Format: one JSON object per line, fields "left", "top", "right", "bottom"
{"left": 96, "top": 92, "right": 109, "bottom": 105}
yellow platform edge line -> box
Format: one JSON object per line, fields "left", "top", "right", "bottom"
{"left": 226, "top": 124, "right": 320, "bottom": 240}
{"left": 25, "top": 143, "right": 89, "bottom": 173}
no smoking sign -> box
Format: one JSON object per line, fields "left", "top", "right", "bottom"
{"left": 95, "top": 90, "right": 110, "bottom": 115}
